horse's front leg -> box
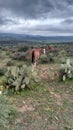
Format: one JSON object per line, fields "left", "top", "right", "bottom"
{"left": 34, "top": 62, "right": 37, "bottom": 67}
{"left": 33, "top": 57, "right": 38, "bottom": 67}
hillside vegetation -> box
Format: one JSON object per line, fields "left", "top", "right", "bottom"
{"left": 0, "top": 43, "right": 73, "bottom": 130}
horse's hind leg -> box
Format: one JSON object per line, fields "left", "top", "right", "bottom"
{"left": 32, "top": 51, "right": 35, "bottom": 64}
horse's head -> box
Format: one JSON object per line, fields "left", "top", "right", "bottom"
{"left": 40, "top": 48, "right": 46, "bottom": 54}
{"left": 43, "top": 48, "right": 46, "bottom": 54}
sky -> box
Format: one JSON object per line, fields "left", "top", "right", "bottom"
{"left": 0, "top": 0, "right": 73, "bottom": 36}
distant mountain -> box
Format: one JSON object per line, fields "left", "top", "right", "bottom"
{"left": 0, "top": 33, "right": 73, "bottom": 42}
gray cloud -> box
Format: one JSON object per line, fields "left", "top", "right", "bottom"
{"left": 0, "top": 0, "right": 54, "bottom": 19}
{"left": 0, "top": 0, "right": 73, "bottom": 18}
{"left": 0, "top": 0, "right": 73, "bottom": 35}
{"left": 62, "top": 18, "right": 73, "bottom": 24}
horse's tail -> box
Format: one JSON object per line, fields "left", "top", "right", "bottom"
{"left": 32, "top": 50, "right": 35, "bottom": 64}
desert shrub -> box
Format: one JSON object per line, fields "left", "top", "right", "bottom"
{"left": 57, "top": 50, "right": 67, "bottom": 63}
{"left": 46, "top": 47, "right": 54, "bottom": 62}
{"left": 0, "top": 68, "right": 7, "bottom": 76}
{"left": 18, "top": 46, "right": 29, "bottom": 52}
{"left": 6, "top": 51, "right": 10, "bottom": 56}
{"left": 39, "top": 54, "right": 48, "bottom": 64}
{"left": 60, "top": 57, "right": 66, "bottom": 64}
{"left": 0, "top": 95, "right": 16, "bottom": 129}
{"left": 48, "top": 53, "right": 55, "bottom": 63}
{"left": 11, "top": 52, "right": 28, "bottom": 62}
{"left": 1, "top": 65, "right": 40, "bottom": 93}
{"left": 6, "top": 60, "right": 14, "bottom": 66}
{"left": 59, "top": 50, "right": 67, "bottom": 56}
{"left": 59, "top": 59, "right": 73, "bottom": 81}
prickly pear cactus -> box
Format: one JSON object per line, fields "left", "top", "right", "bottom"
{"left": 60, "top": 59, "right": 73, "bottom": 81}
{"left": 2, "top": 64, "right": 40, "bottom": 93}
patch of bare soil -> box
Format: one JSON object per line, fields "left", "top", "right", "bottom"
{"left": 35, "top": 64, "right": 60, "bottom": 82}
{"left": 14, "top": 98, "right": 35, "bottom": 113}
{"left": 50, "top": 91, "right": 63, "bottom": 106}
{"left": 17, "top": 104, "right": 35, "bottom": 113}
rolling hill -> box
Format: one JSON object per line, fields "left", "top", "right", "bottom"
{"left": 0, "top": 33, "right": 73, "bottom": 43}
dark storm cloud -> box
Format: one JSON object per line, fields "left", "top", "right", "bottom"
{"left": 0, "top": 0, "right": 73, "bottom": 19}
{"left": 0, "top": 0, "right": 73, "bottom": 35}
{"left": 0, "top": 0, "right": 54, "bottom": 18}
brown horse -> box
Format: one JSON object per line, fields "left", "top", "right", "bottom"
{"left": 48, "top": 45, "right": 55, "bottom": 52}
{"left": 31, "top": 48, "right": 46, "bottom": 66}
